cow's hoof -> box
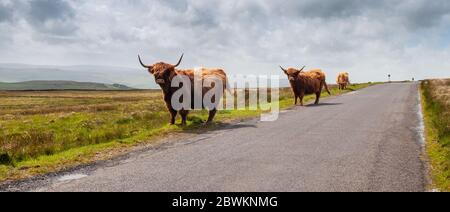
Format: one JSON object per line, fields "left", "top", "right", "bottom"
{"left": 203, "top": 122, "right": 213, "bottom": 126}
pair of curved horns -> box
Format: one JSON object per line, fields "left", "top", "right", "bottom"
{"left": 138, "top": 53, "right": 184, "bottom": 69}
{"left": 280, "top": 66, "right": 306, "bottom": 72}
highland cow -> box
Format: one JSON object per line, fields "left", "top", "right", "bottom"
{"left": 139, "top": 54, "right": 229, "bottom": 125}
{"left": 280, "top": 66, "right": 331, "bottom": 106}
{"left": 337, "top": 72, "right": 350, "bottom": 90}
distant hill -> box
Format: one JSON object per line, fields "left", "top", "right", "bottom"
{"left": 0, "top": 63, "right": 157, "bottom": 89}
{"left": 0, "top": 81, "right": 135, "bottom": 91}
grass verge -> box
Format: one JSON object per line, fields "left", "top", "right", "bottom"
{"left": 420, "top": 79, "right": 450, "bottom": 191}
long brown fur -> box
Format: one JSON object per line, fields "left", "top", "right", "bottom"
{"left": 282, "top": 67, "right": 331, "bottom": 106}
{"left": 337, "top": 72, "right": 350, "bottom": 90}
{"left": 140, "top": 56, "right": 229, "bottom": 125}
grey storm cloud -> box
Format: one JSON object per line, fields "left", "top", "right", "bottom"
{"left": 400, "top": 1, "right": 450, "bottom": 30}
{"left": 161, "top": 0, "right": 189, "bottom": 12}
{"left": 0, "top": 0, "right": 77, "bottom": 35}
{"left": 26, "top": 0, "right": 77, "bottom": 36}
{"left": 3, "top": 0, "right": 448, "bottom": 43}
{"left": 277, "top": 0, "right": 383, "bottom": 19}
{"left": 0, "top": 0, "right": 450, "bottom": 82}
{"left": 28, "top": 0, "right": 74, "bottom": 22}
{"left": 0, "top": 3, "right": 13, "bottom": 22}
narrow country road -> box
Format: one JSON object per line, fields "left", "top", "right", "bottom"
{"left": 14, "top": 83, "right": 428, "bottom": 191}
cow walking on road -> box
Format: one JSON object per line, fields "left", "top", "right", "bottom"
{"left": 139, "top": 54, "right": 229, "bottom": 125}
{"left": 337, "top": 72, "right": 350, "bottom": 90}
{"left": 280, "top": 66, "right": 331, "bottom": 106}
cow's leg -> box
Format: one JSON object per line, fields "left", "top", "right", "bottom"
{"left": 169, "top": 108, "right": 177, "bottom": 125}
{"left": 206, "top": 109, "right": 217, "bottom": 124}
{"left": 180, "top": 110, "right": 189, "bottom": 126}
{"left": 315, "top": 92, "right": 321, "bottom": 105}
{"left": 299, "top": 96, "right": 304, "bottom": 106}
{"left": 294, "top": 95, "right": 298, "bottom": 105}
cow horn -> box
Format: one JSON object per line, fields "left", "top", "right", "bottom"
{"left": 138, "top": 55, "right": 152, "bottom": 69}
{"left": 299, "top": 66, "right": 306, "bottom": 72}
{"left": 280, "top": 66, "right": 288, "bottom": 72}
{"left": 174, "top": 53, "right": 184, "bottom": 68}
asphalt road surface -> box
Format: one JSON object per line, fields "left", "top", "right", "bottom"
{"left": 16, "top": 83, "right": 428, "bottom": 191}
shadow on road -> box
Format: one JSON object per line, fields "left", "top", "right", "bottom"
{"left": 305, "top": 102, "right": 343, "bottom": 107}
{"left": 179, "top": 121, "right": 257, "bottom": 135}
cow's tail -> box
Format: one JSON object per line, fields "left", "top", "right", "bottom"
{"left": 324, "top": 80, "right": 331, "bottom": 95}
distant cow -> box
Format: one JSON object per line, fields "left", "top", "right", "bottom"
{"left": 139, "top": 54, "right": 229, "bottom": 125}
{"left": 280, "top": 66, "right": 331, "bottom": 106}
{"left": 337, "top": 72, "right": 350, "bottom": 90}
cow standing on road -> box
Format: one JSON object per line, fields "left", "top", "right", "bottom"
{"left": 337, "top": 72, "right": 350, "bottom": 90}
{"left": 139, "top": 54, "right": 229, "bottom": 126}
{"left": 280, "top": 66, "right": 331, "bottom": 106}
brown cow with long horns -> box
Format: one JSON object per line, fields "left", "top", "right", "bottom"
{"left": 138, "top": 54, "right": 229, "bottom": 125}
{"left": 280, "top": 66, "right": 331, "bottom": 106}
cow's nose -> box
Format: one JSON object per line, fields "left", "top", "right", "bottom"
{"left": 156, "top": 79, "right": 165, "bottom": 84}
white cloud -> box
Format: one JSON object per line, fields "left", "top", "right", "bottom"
{"left": 0, "top": 0, "right": 449, "bottom": 83}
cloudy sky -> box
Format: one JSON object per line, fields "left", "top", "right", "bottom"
{"left": 0, "top": 0, "right": 449, "bottom": 82}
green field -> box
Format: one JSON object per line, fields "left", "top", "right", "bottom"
{"left": 420, "top": 79, "right": 450, "bottom": 191}
{"left": 0, "top": 83, "right": 373, "bottom": 182}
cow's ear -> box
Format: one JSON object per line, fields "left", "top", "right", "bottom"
{"left": 148, "top": 68, "right": 155, "bottom": 74}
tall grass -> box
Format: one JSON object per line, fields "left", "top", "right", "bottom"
{"left": 0, "top": 90, "right": 170, "bottom": 166}
{"left": 421, "top": 79, "right": 450, "bottom": 191}
{"left": 0, "top": 110, "right": 169, "bottom": 165}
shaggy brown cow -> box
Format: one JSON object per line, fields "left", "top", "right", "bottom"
{"left": 139, "top": 54, "right": 229, "bottom": 125}
{"left": 337, "top": 72, "right": 350, "bottom": 90}
{"left": 280, "top": 66, "right": 331, "bottom": 106}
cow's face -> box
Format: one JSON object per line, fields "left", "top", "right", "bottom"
{"left": 138, "top": 54, "right": 184, "bottom": 86}
{"left": 151, "top": 63, "right": 176, "bottom": 85}
{"left": 284, "top": 68, "right": 300, "bottom": 82}
{"left": 280, "top": 66, "right": 305, "bottom": 82}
